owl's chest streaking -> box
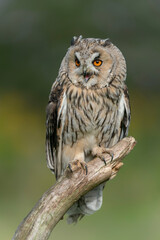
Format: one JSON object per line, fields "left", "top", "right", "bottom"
{"left": 58, "top": 83, "right": 121, "bottom": 149}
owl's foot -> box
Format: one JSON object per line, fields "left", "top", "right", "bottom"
{"left": 92, "top": 146, "right": 114, "bottom": 165}
{"left": 67, "top": 159, "right": 88, "bottom": 175}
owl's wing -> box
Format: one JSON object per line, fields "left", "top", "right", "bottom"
{"left": 45, "top": 81, "right": 62, "bottom": 174}
{"left": 46, "top": 101, "right": 57, "bottom": 173}
{"left": 109, "top": 86, "right": 130, "bottom": 147}
{"left": 119, "top": 86, "right": 131, "bottom": 140}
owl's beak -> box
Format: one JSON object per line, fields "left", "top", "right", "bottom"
{"left": 83, "top": 71, "right": 92, "bottom": 83}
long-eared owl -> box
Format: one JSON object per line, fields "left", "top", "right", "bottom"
{"left": 46, "top": 36, "right": 130, "bottom": 223}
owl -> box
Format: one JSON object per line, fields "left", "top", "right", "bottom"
{"left": 46, "top": 36, "right": 130, "bottom": 223}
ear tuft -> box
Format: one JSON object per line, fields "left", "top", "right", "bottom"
{"left": 70, "top": 35, "right": 82, "bottom": 46}
{"left": 101, "top": 38, "right": 111, "bottom": 47}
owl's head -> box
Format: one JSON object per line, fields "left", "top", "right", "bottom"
{"left": 63, "top": 36, "right": 126, "bottom": 89}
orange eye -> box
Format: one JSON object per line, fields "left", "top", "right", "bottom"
{"left": 93, "top": 59, "right": 102, "bottom": 67}
{"left": 75, "top": 58, "right": 80, "bottom": 67}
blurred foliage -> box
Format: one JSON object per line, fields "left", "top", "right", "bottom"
{"left": 0, "top": 0, "right": 160, "bottom": 239}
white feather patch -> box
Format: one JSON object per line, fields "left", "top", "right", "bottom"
{"left": 57, "top": 92, "right": 67, "bottom": 176}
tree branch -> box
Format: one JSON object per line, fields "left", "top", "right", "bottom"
{"left": 12, "top": 136, "right": 136, "bottom": 240}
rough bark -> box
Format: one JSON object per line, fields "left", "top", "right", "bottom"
{"left": 12, "top": 136, "right": 136, "bottom": 240}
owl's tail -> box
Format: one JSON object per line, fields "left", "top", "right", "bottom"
{"left": 67, "top": 183, "right": 105, "bottom": 224}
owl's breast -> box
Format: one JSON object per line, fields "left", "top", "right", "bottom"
{"left": 62, "top": 85, "right": 119, "bottom": 148}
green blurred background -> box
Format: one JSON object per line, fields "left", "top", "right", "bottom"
{"left": 0, "top": 0, "right": 160, "bottom": 239}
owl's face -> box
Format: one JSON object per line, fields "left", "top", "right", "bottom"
{"left": 64, "top": 36, "right": 126, "bottom": 89}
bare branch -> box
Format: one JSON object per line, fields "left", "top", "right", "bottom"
{"left": 12, "top": 136, "right": 136, "bottom": 240}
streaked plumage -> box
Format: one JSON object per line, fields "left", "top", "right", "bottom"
{"left": 46, "top": 36, "right": 130, "bottom": 223}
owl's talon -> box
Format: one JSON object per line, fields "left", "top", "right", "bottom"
{"left": 102, "top": 156, "right": 107, "bottom": 166}
{"left": 80, "top": 162, "right": 88, "bottom": 175}
{"left": 92, "top": 146, "right": 114, "bottom": 165}
{"left": 85, "top": 165, "right": 88, "bottom": 175}
{"left": 68, "top": 163, "right": 73, "bottom": 173}
{"left": 110, "top": 153, "right": 114, "bottom": 162}
{"left": 105, "top": 150, "right": 114, "bottom": 162}
{"left": 67, "top": 159, "right": 88, "bottom": 174}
